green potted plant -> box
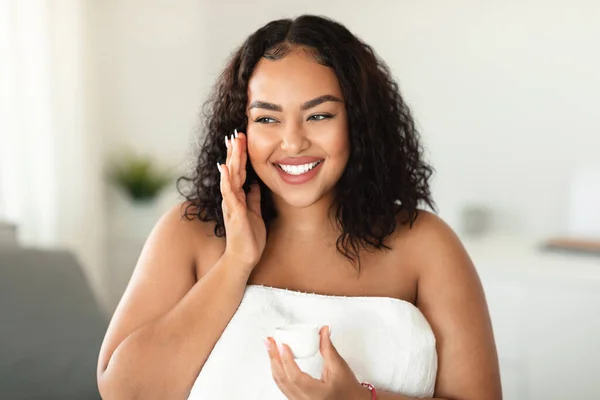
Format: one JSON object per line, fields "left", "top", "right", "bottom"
{"left": 107, "top": 150, "right": 173, "bottom": 240}
{"left": 107, "top": 151, "right": 172, "bottom": 203}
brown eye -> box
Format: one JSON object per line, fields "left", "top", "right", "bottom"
{"left": 307, "top": 114, "right": 333, "bottom": 121}
{"left": 255, "top": 117, "right": 278, "bottom": 124}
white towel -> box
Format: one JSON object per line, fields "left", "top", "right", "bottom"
{"left": 189, "top": 285, "right": 437, "bottom": 399}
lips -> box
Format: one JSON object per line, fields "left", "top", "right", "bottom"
{"left": 273, "top": 156, "right": 324, "bottom": 165}
{"left": 273, "top": 158, "right": 324, "bottom": 185}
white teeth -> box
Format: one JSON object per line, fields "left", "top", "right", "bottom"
{"left": 278, "top": 161, "right": 321, "bottom": 175}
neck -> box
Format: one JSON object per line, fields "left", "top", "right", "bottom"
{"left": 269, "top": 191, "right": 340, "bottom": 242}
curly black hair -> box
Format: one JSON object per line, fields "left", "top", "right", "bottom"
{"left": 178, "top": 14, "right": 435, "bottom": 265}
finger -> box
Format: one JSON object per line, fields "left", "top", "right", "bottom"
{"left": 246, "top": 183, "right": 262, "bottom": 217}
{"left": 218, "top": 164, "right": 239, "bottom": 215}
{"left": 265, "top": 338, "right": 295, "bottom": 395}
{"left": 319, "top": 325, "right": 340, "bottom": 366}
{"left": 225, "top": 132, "right": 233, "bottom": 171}
{"left": 238, "top": 132, "right": 248, "bottom": 186}
{"left": 265, "top": 337, "right": 286, "bottom": 380}
{"left": 230, "top": 131, "right": 241, "bottom": 190}
{"left": 278, "top": 343, "right": 315, "bottom": 390}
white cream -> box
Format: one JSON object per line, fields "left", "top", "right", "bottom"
{"left": 278, "top": 161, "right": 321, "bottom": 175}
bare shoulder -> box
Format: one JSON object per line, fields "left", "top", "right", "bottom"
{"left": 396, "top": 209, "right": 479, "bottom": 310}
{"left": 395, "top": 209, "right": 459, "bottom": 247}
{"left": 388, "top": 209, "right": 468, "bottom": 278}
{"left": 394, "top": 210, "right": 502, "bottom": 399}
{"left": 153, "top": 202, "right": 225, "bottom": 274}
{"left": 157, "top": 202, "right": 218, "bottom": 243}
{"left": 110, "top": 201, "right": 222, "bottom": 318}
{"left": 399, "top": 209, "right": 469, "bottom": 271}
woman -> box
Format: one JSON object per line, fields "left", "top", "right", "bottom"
{"left": 97, "top": 15, "right": 501, "bottom": 400}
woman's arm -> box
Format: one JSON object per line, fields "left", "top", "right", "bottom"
{"left": 358, "top": 390, "right": 448, "bottom": 400}
{"left": 97, "top": 204, "right": 251, "bottom": 400}
{"left": 354, "top": 212, "right": 501, "bottom": 400}
{"left": 403, "top": 211, "right": 502, "bottom": 400}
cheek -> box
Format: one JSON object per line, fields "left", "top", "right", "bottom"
{"left": 321, "top": 121, "right": 350, "bottom": 160}
{"left": 247, "top": 132, "right": 275, "bottom": 164}
{"left": 331, "top": 132, "right": 350, "bottom": 157}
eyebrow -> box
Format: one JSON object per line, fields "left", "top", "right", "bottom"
{"left": 247, "top": 94, "right": 343, "bottom": 112}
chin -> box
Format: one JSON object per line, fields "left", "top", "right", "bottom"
{"left": 274, "top": 190, "right": 325, "bottom": 209}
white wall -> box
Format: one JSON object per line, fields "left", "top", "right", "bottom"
{"left": 95, "top": 0, "right": 211, "bottom": 198}
{"left": 96, "top": 0, "right": 600, "bottom": 236}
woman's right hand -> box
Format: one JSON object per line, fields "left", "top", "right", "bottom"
{"left": 218, "top": 130, "right": 266, "bottom": 273}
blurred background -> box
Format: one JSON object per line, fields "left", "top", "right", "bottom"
{"left": 0, "top": 1, "right": 599, "bottom": 399}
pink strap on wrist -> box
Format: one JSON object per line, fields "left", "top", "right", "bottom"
{"left": 361, "top": 382, "right": 377, "bottom": 399}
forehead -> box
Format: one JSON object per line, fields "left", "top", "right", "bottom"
{"left": 247, "top": 49, "right": 344, "bottom": 103}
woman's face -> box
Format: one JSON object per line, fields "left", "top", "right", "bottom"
{"left": 246, "top": 48, "right": 350, "bottom": 209}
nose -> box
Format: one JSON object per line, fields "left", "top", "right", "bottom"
{"left": 280, "top": 122, "right": 309, "bottom": 153}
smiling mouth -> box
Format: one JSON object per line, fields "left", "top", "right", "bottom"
{"left": 276, "top": 160, "right": 323, "bottom": 175}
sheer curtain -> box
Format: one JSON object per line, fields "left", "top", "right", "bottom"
{"left": 0, "top": 0, "right": 57, "bottom": 242}
{"left": 0, "top": 0, "right": 107, "bottom": 309}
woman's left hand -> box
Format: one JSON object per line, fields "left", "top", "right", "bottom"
{"left": 265, "top": 326, "right": 369, "bottom": 400}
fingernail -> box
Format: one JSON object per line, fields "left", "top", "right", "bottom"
{"left": 217, "top": 163, "right": 222, "bottom": 173}
{"left": 225, "top": 136, "right": 229, "bottom": 148}
{"left": 231, "top": 135, "right": 236, "bottom": 149}
{"left": 328, "top": 325, "right": 332, "bottom": 337}
{"left": 277, "top": 343, "right": 285, "bottom": 356}
{"left": 264, "top": 338, "right": 271, "bottom": 351}
{"left": 234, "top": 128, "right": 239, "bottom": 138}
